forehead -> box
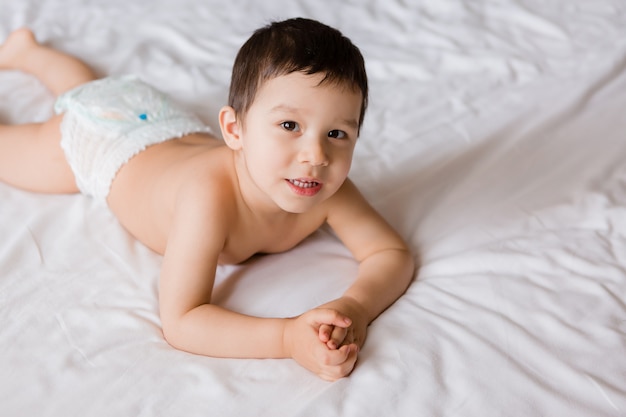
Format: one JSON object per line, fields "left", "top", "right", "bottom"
{"left": 252, "top": 71, "right": 362, "bottom": 117}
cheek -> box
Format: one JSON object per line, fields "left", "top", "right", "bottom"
{"left": 257, "top": 140, "right": 286, "bottom": 163}
{"left": 243, "top": 138, "right": 288, "bottom": 176}
{"left": 334, "top": 148, "right": 354, "bottom": 174}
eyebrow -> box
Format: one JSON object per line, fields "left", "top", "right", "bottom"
{"left": 270, "top": 105, "right": 359, "bottom": 129}
{"left": 269, "top": 104, "right": 299, "bottom": 114}
{"left": 340, "top": 118, "right": 359, "bottom": 130}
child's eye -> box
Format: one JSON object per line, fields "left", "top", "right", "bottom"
{"left": 280, "top": 121, "right": 300, "bottom": 132}
{"left": 328, "top": 130, "right": 347, "bottom": 139}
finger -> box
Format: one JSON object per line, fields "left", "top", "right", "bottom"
{"left": 341, "top": 344, "right": 359, "bottom": 375}
{"left": 319, "top": 324, "right": 333, "bottom": 343}
{"left": 327, "top": 326, "right": 348, "bottom": 350}
{"left": 319, "top": 344, "right": 359, "bottom": 381}
{"left": 320, "top": 342, "right": 353, "bottom": 367}
{"left": 308, "top": 308, "right": 352, "bottom": 329}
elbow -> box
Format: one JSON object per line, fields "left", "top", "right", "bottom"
{"left": 405, "top": 247, "right": 416, "bottom": 273}
{"left": 160, "top": 304, "right": 217, "bottom": 356}
{"left": 401, "top": 248, "right": 417, "bottom": 286}
{"left": 161, "top": 317, "right": 187, "bottom": 352}
{"left": 161, "top": 323, "right": 179, "bottom": 349}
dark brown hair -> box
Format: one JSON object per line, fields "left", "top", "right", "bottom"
{"left": 228, "top": 18, "right": 368, "bottom": 132}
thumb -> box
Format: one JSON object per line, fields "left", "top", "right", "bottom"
{"left": 308, "top": 308, "right": 352, "bottom": 329}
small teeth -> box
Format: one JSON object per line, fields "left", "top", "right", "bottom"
{"left": 289, "top": 179, "right": 319, "bottom": 188}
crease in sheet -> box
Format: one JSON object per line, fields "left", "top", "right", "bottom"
{"left": 585, "top": 374, "right": 621, "bottom": 413}
{"left": 54, "top": 314, "right": 97, "bottom": 368}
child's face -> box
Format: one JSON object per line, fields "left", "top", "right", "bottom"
{"left": 239, "top": 71, "right": 362, "bottom": 214}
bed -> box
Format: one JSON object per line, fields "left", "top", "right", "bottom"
{"left": 1, "top": 0, "right": 625, "bottom": 416}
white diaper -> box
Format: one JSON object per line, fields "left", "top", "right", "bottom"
{"left": 54, "top": 75, "right": 212, "bottom": 203}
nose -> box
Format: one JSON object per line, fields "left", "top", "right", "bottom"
{"left": 298, "top": 135, "right": 329, "bottom": 167}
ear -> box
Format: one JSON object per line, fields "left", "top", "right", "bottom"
{"left": 219, "top": 106, "right": 243, "bottom": 150}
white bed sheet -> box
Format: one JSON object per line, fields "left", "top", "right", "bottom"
{"left": 1, "top": 0, "right": 625, "bottom": 416}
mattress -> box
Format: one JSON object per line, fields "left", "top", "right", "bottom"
{"left": 1, "top": 0, "right": 625, "bottom": 416}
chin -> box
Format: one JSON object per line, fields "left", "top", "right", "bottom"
{"left": 278, "top": 202, "right": 314, "bottom": 214}
{"left": 274, "top": 194, "right": 323, "bottom": 214}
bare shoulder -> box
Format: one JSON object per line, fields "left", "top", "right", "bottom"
{"left": 172, "top": 153, "right": 237, "bottom": 236}
{"left": 324, "top": 178, "right": 408, "bottom": 260}
{"left": 322, "top": 178, "right": 371, "bottom": 219}
{"left": 108, "top": 141, "right": 236, "bottom": 254}
{"left": 163, "top": 160, "right": 236, "bottom": 267}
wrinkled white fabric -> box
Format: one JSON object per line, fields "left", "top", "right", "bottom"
{"left": 1, "top": 1, "right": 625, "bottom": 416}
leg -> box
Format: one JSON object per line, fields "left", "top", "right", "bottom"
{"left": 0, "top": 114, "right": 78, "bottom": 194}
{"left": 0, "top": 28, "right": 96, "bottom": 96}
{"left": 0, "top": 29, "right": 92, "bottom": 194}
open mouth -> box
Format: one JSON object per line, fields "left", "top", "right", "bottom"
{"left": 286, "top": 178, "right": 323, "bottom": 196}
{"left": 287, "top": 179, "right": 320, "bottom": 189}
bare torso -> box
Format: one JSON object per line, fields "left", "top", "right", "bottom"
{"left": 106, "top": 133, "right": 325, "bottom": 264}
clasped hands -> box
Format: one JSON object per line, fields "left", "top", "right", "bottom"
{"left": 283, "top": 296, "right": 368, "bottom": 381}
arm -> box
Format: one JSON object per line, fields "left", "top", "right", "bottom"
{"left": 158, "top": 183, "right": 357, "bottom": 380}
{"left": 157, "top": 183, "right": 286, "bottom": 358}
{"left": 321, "top": 179, "right": 415, "bottom": 349}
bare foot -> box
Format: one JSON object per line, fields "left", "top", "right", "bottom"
{"left": 0, "top": 28, "right": 38, "bottom": 70}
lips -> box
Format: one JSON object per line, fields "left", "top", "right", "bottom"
{"left": 288, "top": 179, "right": 319, "bottom": 188}
{"left": 286, "top": 178, "right": 323, "bottom": 196}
